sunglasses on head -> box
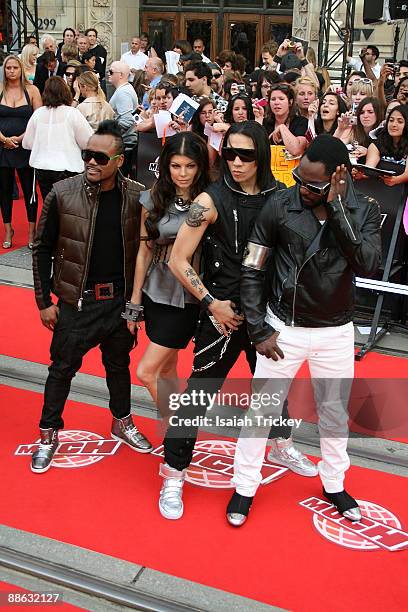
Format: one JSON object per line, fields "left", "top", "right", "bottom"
{"left": 292, "top": 167, "right": 331, "bottom": 196}
{"left": 222, "top": 147, "right": 257, "bottom": 162}
{"left": 270, "top": 84, "right": 291, "bottom": 92}
{"left": 81, "top": 149, "right": 121, "bottom": 165}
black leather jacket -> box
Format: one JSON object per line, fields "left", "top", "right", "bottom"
{"left": 241, "top": 179, "right": 382, "bottom": 343}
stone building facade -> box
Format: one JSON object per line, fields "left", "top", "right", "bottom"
{"left": 15, "top": 0, "right": 407, "bottom": 66}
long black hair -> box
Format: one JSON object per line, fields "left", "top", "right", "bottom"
{"left": 376, "top": 104, "right": 408, "bottom": 161}
{"left": 222, "top": 121, "right": 273, "bottom": 191}
{"left": 314, "top": 92, "right": 348, "bottom": 136}
{"left": 224, "top": 94, "right": 255, "bottom": 124}
{"left": 354, "top": 96, "right": 384, "bottom": 148}
{"left": 146, "top": 132, "right": 210, "bottom": 240}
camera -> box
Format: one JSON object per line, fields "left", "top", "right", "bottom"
{"left": 237, "top": 84, "right": 246, "bottom": 93}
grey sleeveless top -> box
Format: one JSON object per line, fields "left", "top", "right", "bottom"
{"left": 140, "top": 190, "right": 199, "bottom": 307}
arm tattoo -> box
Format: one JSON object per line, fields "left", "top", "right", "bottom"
{"left": 186, "top": 201, "right": 209, "bottom": 227}
{"left": 184, "top": 267, "right": 205, "bottom": 295}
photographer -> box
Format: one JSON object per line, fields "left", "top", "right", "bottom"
{"left": 347, "top": 45, "right": 381, "bottom": 81}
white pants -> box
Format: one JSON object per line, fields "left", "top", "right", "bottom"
{"left": 232, "top": 313, "right": 355, "bottom": 496}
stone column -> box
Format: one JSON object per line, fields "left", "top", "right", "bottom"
{"left": 292, "top": 0, "right": 322, "bottom": 56}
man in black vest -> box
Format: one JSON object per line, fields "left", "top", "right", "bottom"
{"left": 157, "top": 121, "right": 317, "bottom": 520}
{"left": 31, "top": 120, "right": 152, "bottom": 474}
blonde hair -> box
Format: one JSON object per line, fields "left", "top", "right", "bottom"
{"left": 2, "top": 55, "right": 30, "bottom": 91}
{"left": 295, "top": 77, "right": 318, "bottom": 95}
{"left": 350, "top": 80, "right": 373, "bottom": 98}
{"left": 77, "top": 70, "right": 106, "bottom": 101}
{"left": 306, "top": 47, "right": 317, "bottom": 68}
{"left": 20, "top": 44, "right": 39, "bottom": 71}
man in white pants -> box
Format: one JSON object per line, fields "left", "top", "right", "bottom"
{"left": 227, "top": 135, "right": 382, "bottom": 526}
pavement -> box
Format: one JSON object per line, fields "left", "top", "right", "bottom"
{"left": 0, "top": 246, "right": 407, "bottom": 611}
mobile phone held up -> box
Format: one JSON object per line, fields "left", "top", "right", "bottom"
{"left": 254, "top": 98, "right": 268, "bottom": 108}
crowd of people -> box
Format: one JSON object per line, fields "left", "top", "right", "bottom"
{"left": 0, "top": 29, "right": 405, "bottom": 527}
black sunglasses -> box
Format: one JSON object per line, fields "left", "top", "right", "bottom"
{"left": 212, "top": 72, "right": 222, "bottom": 78}
{"left": 292, "top": 167, "right": 331, "bottom": 196}
{"left": 222, "top": 147, "right": 257, "bottom": 162}
{"left": 82, "top": 149, "right": 121, "bottom": 165}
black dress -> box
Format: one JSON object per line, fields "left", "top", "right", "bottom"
{"left": 0, "top": 90, "right": 32, "bottom": 168}
{"left": 0, "top": 89, "right": 37, "bottom": 225}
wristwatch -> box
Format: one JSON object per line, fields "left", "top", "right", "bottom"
{"left": 201, "top": 293, "right": 215, "bottom": 310}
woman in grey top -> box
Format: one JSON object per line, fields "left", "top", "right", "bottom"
{"left": 127, "top": 132, "right": 210, "bottom": 413}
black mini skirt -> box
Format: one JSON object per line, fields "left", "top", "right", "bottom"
{"left": 142, "top": 293, "right": 200, "bottom": 349}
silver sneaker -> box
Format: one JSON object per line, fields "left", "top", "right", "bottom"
{"left": 31, "top": 428, "right": 59, "bottom": 473}
{"left": 159, "top": 463, "right": 185, "bottom": 520}
{"left": 111, "top": 415, "right": 153, "bottom": 453}
{"left": 268, "top": 437, "right": 318, "bottom": 477}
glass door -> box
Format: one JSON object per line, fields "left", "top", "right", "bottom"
{"left": 223, "top": 14, "right": 262, "bottom": 73}
{"left": 141, "top": 12, "right": 178, "bottom": 60}
{"left": 180, "top": 13, "right": 217, "bottom": 62}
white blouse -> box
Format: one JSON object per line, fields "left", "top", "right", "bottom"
{"left": 22, "top": 105, "right": 94, "bottom": 172}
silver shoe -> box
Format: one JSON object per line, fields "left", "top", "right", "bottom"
{"left": 227, "top": 513, "right": 248, "bottom": 527}
{"left": 111, "top": 415, "right": 153, "bottom": 453}
{"left": 268, "top": 437, "right": 318, "bottom": 477}
{"left": 159, "top": 463, "right": 185, "bottom": 520}
{"left": 31, "top": 428, "right": 59, "bottom": 473}
{"left": 343, "top": 507, "right": 362, "bottom": 522}
{"left": 226, "top": 492, "right": 253, "bottom": 527}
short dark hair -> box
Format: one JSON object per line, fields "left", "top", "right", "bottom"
{"left": 185, "top": 61, "right": 212, "bottom": 86}
{"left": 63, "top": 28, "right": 76, "bottom": 39}
{"left": 367, "top": 45, "right": 380, "bottom": 60}
{"left": 42, "top": 76, "right": 73, "bottom": 107}
{"left": 304, "top": 134, "right": 352, "bottom": 176}
{"left": 85, "top": 28, "right": 98, "bottom": 37}
{"left": 42, "top": 50, "right": 56, "bottom": 64}
{"left": 94, "top": 120, "right": 124, "bottom": 155}
{"left": 398, "top": 60, "right": 408, "bottom": 69}
{"left": 194, "top": 38, "right": 204, "bottom": 45}
{"left": 173, "top": 40, "right": 192, "bottom": 55}
{"left": 82, "top": 50, "right": 96, "bottom": 63}
{"left": 223, "top": 121, "right": 273, "bottom": 191}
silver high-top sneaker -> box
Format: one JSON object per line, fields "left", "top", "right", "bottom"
{"left": 159, "top": 463, "right": 186, "bottom": 520}
{"left": 31, "top": 428, "right": 59, "bottom": 473}
{"left": 111, "top": 415, "right": 153, "bottom": 453}
{"left": 268, "top": 437, "right": 318, "bottom": 477}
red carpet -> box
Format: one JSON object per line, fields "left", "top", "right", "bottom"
{"left": 0, "top": 284, "right": 407, "bottom": 384}
{"left": 1, "top": 385, "right": 407, "bottom": 612}
{"left": 0, "top": 581, "right": 84, "bottom": 609}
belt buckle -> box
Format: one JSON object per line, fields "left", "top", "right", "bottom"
{"left": 94, "top": 282, "right": 114, "bottom": 300}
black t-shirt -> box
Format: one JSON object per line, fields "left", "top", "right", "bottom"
{"left": 87, "top": 187, "right": 124, "bottom": 284}
{"left": 264, "top": 115, "right": 308, "bottom": 137}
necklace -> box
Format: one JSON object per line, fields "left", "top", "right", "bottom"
{"left": 174, "top": 197, "right": 191, "bottom": 212}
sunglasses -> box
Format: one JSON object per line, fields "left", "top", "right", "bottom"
{"left": 292, "top": 167, "right": 331, "bottom": 196}
{"left": 270, "top": 84, "right": 291, "bottom": 92}
{"left": 222, "top": 147, "right": 257, "bottom": 162}
{"left": 81, "top": 149, "right": 122, "bottom": 165}
{"left": 212, "top": 73, "right": 222, "bottom": 78}
{"left": 108, "top": 69, "right": 122, "bottom": 75}
{"left": 352, "top": 78, "right": 373, "bottom": 85}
